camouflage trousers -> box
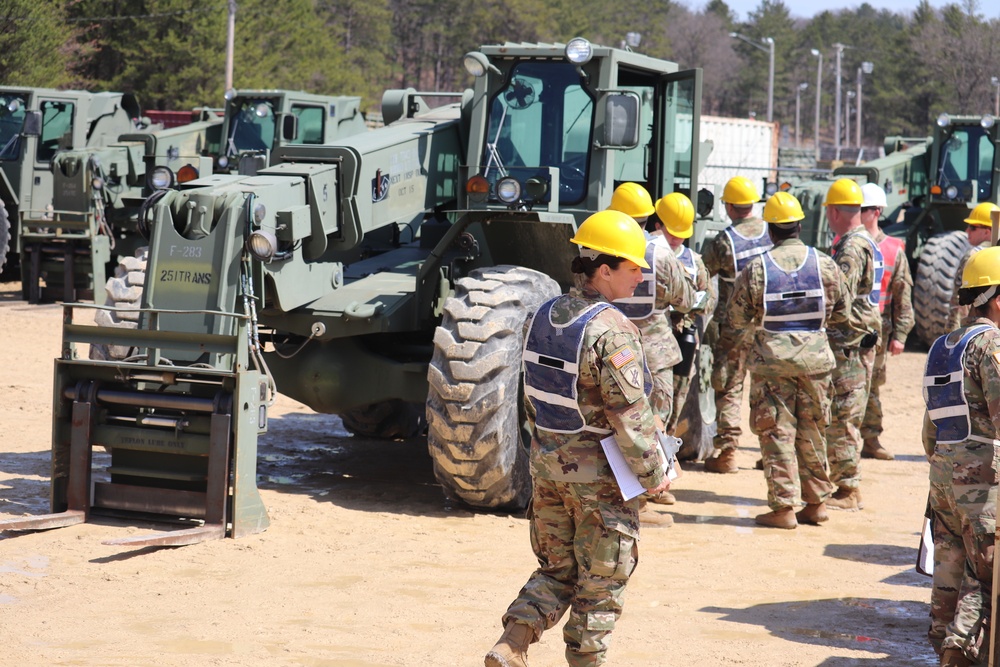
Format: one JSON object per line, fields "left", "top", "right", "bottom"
{"left": 710, "top": 326, "right": 750, "bottom": 452}
{"left": 748, "top": 373, "right": 834, "bottom": 511}
{"left": 666, "top": 353, "right": 696, "bottom": 435}
{"left": 502, "top": 477, "right": 641, "bottom": 667}
{"left": 860, "top": 341, "right": 889, "bottom": 441}
{"left": 827, "top": 346, "right": 875, "bottom": 490}
{"left": 927, "top": 441, "right": 997, "bottom": 661}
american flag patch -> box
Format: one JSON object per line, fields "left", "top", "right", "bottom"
{"left": 609, "top": 347, "right": 635, "bottom": 369}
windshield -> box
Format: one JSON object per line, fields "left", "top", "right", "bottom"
{"left": 482, "top": 61, "right": 594, "bottom": 205}
{"left": 225, "top": 98, "right": 277, "bottom": 155}
{"left": 937, "top": 124, "right": 993, "bottom": 201}
{"left": 0, "top": 94, "right": 27, "bottom": 161}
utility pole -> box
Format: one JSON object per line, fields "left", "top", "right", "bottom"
{"left": 796, "top": 83, "right": 808, "bottom": 148}
{"left": 811, "top": 49, "right": 823, "bottom": 162}
{"left": 833, "top": 43, "right": 846, "bottom": 161}
{"left": 730, "top": 33, "right": 775, "bottom": 122}
{"left": 225, "top": 0, "right": 237, "bottom": 91}
{"left": 856, "top": 62, "right": 873, "bottom": 150}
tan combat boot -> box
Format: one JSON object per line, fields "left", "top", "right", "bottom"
{"left": 639, "top": 498, "right": 674, "bottom": 527}
{"left": 648, "top": 490, "right": 676, "bottom": 505}
{"left": 862, "top": 437, "right": 895, "bottom": 460}
{"left": 939, "top": 648, "right": 973, "bottom": 667}
{"left": 827, "top": 486, "right": 864, "bottom": 511}
{"left": 754, "top": 507, "right": 797, "bottom": 529}
{"left": 485, "top": 621, "right": 533, "bottom": 667}
{"left": 704, "top": 448, "right": 738, "bottom": 474}
{"left": 795, "top": 502, "right": 829, "bottom": 525}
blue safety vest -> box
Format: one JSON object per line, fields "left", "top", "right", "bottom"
{"left": 761, "top": 248, "right": 826, "bottom": 333}
{"left": 834, "top": 229, "right": 884, "bottom": 308}
{"left": 863, "top": 234, "right": 884, "bottom": 308}
{"left": 614, "top": 241, "right": 659, "bottom": 320}
{"left": 676, "top": 245, "right": 698, "bottom": 282}
{"left": 721, "top": 224, "right": 773, "bottom": 283}
{"left": 523, "top": 297, "right": 650, "bottom": 434}
{"left": 923, "top": 324, "right": 993, "bottom": 444}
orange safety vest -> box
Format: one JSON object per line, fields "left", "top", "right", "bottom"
{"left": 878, "top": 235, "right": 904, "bottom": 314}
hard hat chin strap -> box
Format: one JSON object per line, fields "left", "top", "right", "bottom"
{"left": 973, "top": 284, "right": 999, "bottom": 308}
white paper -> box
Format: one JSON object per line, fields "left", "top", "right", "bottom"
{"left": 600, "top": 434, "right": 671, "bottom": 501}
{"left": 916, "top": 517, "right": 934, "bottom": 577}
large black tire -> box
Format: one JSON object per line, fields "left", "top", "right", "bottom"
{"left": 426, "top": 265, "right": 559, "bottom": 510}
{"left": 89, "top": 247, "right": 148, "bottom": 361}
{"left": 674, "top": 318, "right": 717, "bottom": 462}
{"left": 341, "top": 400, "right": 426, "bottom": 439}
{"left": 913, "top": 230, "right": 968, "bottom": 347}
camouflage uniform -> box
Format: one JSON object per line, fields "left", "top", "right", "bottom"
{"left": 827, "top": 227, "right": 882, "bottom": 491}
{"left": 702, "top": 215, "right": 772, "bottom": 452}
{"left": 666, "top": 242, "right": 716, "bottom": 434}
{"left": 615, "top": 235, "right": 696, "bottom": 424}
{"left": 505, "top": 285, "right": 665, "bottom": 667}
{"left": 949, "top": 240, "right": 992, "bottom": 331}
{"left": 728, "top": 238, "right": 847, "bottom": 510}
{"left": 921, "top": 319, "right": 1000, "bottom": 662}
{"left": 861, "top": 231, "right": 915, "bottom": 441}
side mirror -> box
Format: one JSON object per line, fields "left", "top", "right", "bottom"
{"left": 602, "top": 93, "right": 640, "bottom": 149}
{"left": 696, "top": 188, "right": 714, "bottom": 218}
{"left": 281, "top": 114, "right": 298, "bottom": 142}
{"left": 21, "top": 111, "right": 42, "bottom": 137}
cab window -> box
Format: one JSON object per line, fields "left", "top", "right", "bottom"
{"left": 37, "top": 100, "right": 75, "bottom": 162}
{"left": 292, "top": 105, "right": 324, "bottom": 144}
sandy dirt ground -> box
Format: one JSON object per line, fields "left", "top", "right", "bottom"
{"left": 0, "top": 280, "right": 943, "bottom": 667}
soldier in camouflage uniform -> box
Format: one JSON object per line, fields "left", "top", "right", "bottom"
{"left": 609, "top": 184, "right": 695, "bottom": 518}
{"left": 947, "top": 202, "right": 999, "bottom": 331}
{"left": 728, "top": 192, "right": 847, "bottom": 529}
{"left": 921, "top": 245, "right": 1000, "bottom": 667}
{"left": 644, "top": 192, "right": 715, "bottom": 508}
{"left": 858, "top": 183, "right": 914, "bottom": 460}
{"left": 486, "top": 210, "right": 670, "bottom": 667}
{"left": 609, "top": 183, "right": 696, "bottom": 427}
{"left": 702, "top": 176, "right": 772, "bottom": 473}
{"left": 653, "top": 193, "right": 716, "bottom": 435}
{"left": 824, "top": 178, "right": 882, "bottom": 511}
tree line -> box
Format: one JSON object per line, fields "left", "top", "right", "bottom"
{"left": 1, "top": 0, "right": 998, "bottom": 149}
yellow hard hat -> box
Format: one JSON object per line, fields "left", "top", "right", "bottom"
{"left": 964, "top": 202, "right": 1000, "bottom": 228}
{"left": 609, "top": 182, "right": 655, "bottom": 218}
{"left": 962, "top": 245, "right": 1000, "bottom": 288}
{"left": 824, "top": 178, "right": 864, "bottom": 206}
{"left": 762, "top": 191, "right": 805, "bottom": 224}
{"left": 571, "top": 210, "right": 650, "bottom": 268}
{"left": 721, "top": 176, "right": 759, "bottom": 206}
{"left": 655, "top": 192, "right": 695, "bottom": 238}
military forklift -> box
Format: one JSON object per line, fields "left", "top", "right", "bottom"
{"left": 0, "top": 39, "right": 709, "bottom": 546}
{"left": 0, "top": 87, "right": 152, "bottom": 297}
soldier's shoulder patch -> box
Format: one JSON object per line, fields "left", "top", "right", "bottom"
{"left": 993, "top": 350, "right": 1000, "bottom": 366}
{"left": 608, "top": 346, "right": 636, "bottom": 370}
{"left": 620, "top": 362, "right": 644, "bottom": 390}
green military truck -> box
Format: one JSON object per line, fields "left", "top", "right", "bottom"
{"left": 17, "top": 89, "right": 369, "bottom": 305}
{"left": 210, "top": 89, "right": 368, "bottom": 175}
{"left": 0, "top": 87, "right": 149, "bottom": 295}
{"left": 0, "top": 39, "right": 709, "bottom": 546}
{"left": 790, "top": 114, "right": 999, "bottom": 346}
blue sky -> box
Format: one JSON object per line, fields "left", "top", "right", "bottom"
{"left": 700, "top": 0, "right": 1000, "bottom": 21}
